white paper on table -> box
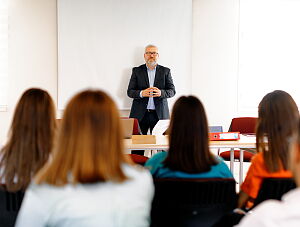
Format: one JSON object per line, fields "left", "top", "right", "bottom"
{"left": 152, "top": 120, "right": 170, "bottom": 135}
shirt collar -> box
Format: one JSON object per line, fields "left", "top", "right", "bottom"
{"left": 146, "top": 64, "right": 157, "bottom": 71}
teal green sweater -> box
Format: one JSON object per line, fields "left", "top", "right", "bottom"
{"left": 145, "top": 152, "right": 233, "bottom": 179}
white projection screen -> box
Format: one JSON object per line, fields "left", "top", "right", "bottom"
{"left": 57, "top": 0, "right": 192, "bottom": 110}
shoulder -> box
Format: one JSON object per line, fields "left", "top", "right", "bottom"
{"left": 144, "top": 152, "right": 168, "bottom": 175}
{"left": 211, "top": 156, "right": 233, "bottom": 177}
{"left": 249, "top": 152, "right": 265, "bottom": 170}
{"left": 122, "top": 164, "right": 153, "bottom": 185}
{"left": 252, "top": 152, "right": 264, "bottom": 162}
{"left": 214, "top": 155, "right": 229, "bottom": 168}
{"left": 145, "top": 152, "right": 167, "bottom": 165}
{"left": 122, "top": 164, "right": 154, "bottom": 198}
{"left": 237, "top": 200, "right": 283, "bottom": 227}
{"left": 133, "top": 64, "right": 146, "bottom": 71}
{"left": 157, "top": 65, "right": 170, "bottom": 72}
{"left": 26, "top": 182, "right": 67, "bottom": 199}
{"left": 20, "top": 183, "right": 68, "bottom": 213}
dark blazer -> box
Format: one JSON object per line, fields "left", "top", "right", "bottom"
{"left": 127, "top": 64, "right": 176, "bottom": 122}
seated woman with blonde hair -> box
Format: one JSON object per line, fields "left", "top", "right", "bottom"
{"left": 0, "top": 88, "right": 56, "bottom": 192}
{"left": 238, "top": 90, "right": 299, "bottom": 209}
{"left": 145, "top": 96, "right": 232, "bottom": 178}
{"left": 15, "top": 90, "right": 154, "bottom": 227}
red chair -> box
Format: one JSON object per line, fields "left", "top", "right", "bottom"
{"left": 127, "top": 154, "right": 149, "bottom": 166}
{"left": 121, "top": 117, "right": 141, "bottom": 135}
{"left": 219, "top": 117, "right": 257, "bottom": 162}
{"left": 121, "top": 117, "right": 144, "bottom": 155}
{"left": 229, "top": 117, "right": 257, "bottom": 134}
{"left": 132, "top": 118, "right": 140, "bottom": 135}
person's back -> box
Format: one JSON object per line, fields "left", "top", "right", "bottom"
{"left": 236, "top": 117, "right": 300, "bottom": 227}
{"left": 17, "top": 165, "right": 152, "bottom": 227}
{"left": 238, "top": 90, "right": 299, "bottom": 208}
{"left": 145, "top": 96, "right": 232, "bottom": 179}
{"left": 15, "top": 90, "right": 154, "bottom": 227}
{"left": 145, "top": 152, "right": 232, "bottom": 178}
{"left": 0, "top": 88, "right": 56, "bottom": 191}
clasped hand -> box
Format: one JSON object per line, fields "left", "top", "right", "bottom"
{"left": 142, "top": 87, "right": 161, "bottom": 97}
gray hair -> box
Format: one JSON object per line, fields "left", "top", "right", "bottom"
{"left": 145, "top": 44, "right": 158, "bottom": 52}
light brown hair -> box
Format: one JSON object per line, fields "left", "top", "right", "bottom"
{"left": 289, "top": 120, "right": 300, "bottom": 186}
{"left": 36, "top": 90, "right": 128, "bottom": 185}
{"left": 164, "top": 96, "right": 218, "bottom": 173}
{"left": 256, "top": 90, "right": 299, "bottom": 172}
{"left": 0, "top": 88, "right": 56, "bottom": 191}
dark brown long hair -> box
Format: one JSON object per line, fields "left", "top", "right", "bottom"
{"left": 0, "top": 88, "right": 56, "bottom": 191}
{"left": 164, "top": 96, "right": 217, "bottom": 173}
{"left": 256, "top": 90, "right": 299, "bottom": 172}
{"left": 36, "top": 90, "right": 129, "bottom": 185}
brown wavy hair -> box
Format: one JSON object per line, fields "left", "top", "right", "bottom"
{"left": 256, "top": 90, "right": 299, "bottom": 172}
{"left": 36, "top": 90, "right": 128, "bottom": 185}
{"left": 164, "top": 96, "right": 217, "bottom": 173}
{"left": 0, "top": 88, "right": 56, "bottom": 191}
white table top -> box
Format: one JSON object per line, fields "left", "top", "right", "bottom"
{"left": 125, "top": 135, "right": 256, "bottom": 150}
{"left": 125, "top": 134, "right": 256, "bottom": 185}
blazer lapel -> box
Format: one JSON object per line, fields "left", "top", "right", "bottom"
{"left": 153, "top": 65, "right": 160, "bottom": 87}
{"left": 142, "top": 64, "right": 150, "bottom": 87}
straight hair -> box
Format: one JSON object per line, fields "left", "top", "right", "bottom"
{"left": 0, "top": 88, "right": 56, "bottom": 191}
{"left": 164, "top": 96, "right": 217, "bottom": 173}
{"left": 256, "top": 90, "right": 299, "bottom": 172}
{"left": 36, "top": 90, "right": 128, "bottom": 185}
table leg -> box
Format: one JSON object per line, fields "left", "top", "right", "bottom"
{"left": 239, "top": 149, "right": 244, "bottom": 185}
{"left": 230, "top": 148, "right": 234, "bottom": 173}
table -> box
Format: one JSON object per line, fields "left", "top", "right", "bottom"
{"left": 125, "top": 135, "right": 256, "bottom": 185}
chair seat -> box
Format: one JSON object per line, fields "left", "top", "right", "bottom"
{"left": 127, "top": 154, "right": 149, "bottom": 165}
{"left": 220, "top": 150, "right": 254, "bottom": 162}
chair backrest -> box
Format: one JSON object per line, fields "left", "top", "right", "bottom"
{"left": 0, "top": 187, "right": 24, "bottom": 227}
{"left": 151, "top": 178, "right": 237, "bottom": 227}
{"left": 253, "top": 178, "right": 296, "bottom": 208}
{"left": 228, "top": 117, "right": 257, "bottom": 134}
{"left": 120, "top": 118, "right": 134, "bottom": 139}
{"left": 132, "top": 118, "right": 140, "bottom": 135}
{"left": 127, "top": 154, "right": 149, "bottom": 166}
{"left": 120, "top": 117, "right": 140, "bottom": 135}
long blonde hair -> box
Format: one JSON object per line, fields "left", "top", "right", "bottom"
{"left": 36, "top": 90, "right": 128, "bottom": 185}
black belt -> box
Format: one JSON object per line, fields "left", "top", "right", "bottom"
{"left": 147, "top": 109, "right": 156, "bottom": 112}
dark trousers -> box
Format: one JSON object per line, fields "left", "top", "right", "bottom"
{"left": 131, "top": 110, "right": 159, "bottom": 156}
{"left": 139, "top": 110, "right": 159, "bottom": 135}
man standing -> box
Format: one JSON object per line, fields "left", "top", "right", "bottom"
{"left": 127, "top": 44, "right": 176, "bottom": 135}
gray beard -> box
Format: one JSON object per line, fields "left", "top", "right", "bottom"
{"left": 147, "top": 60, "right": 157, "bottom": 67}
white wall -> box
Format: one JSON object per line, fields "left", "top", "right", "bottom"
{"left": 0, "top": 0, "right": 240, "bottom": 144}
{"left": 57, "top": 0, "right": 192, "bottom": 110}
{"left": 192, "top": 0, "right": 239, "bottom": 130}
{"left": 0, "top": 0, "right": 57, "bottom": 144}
